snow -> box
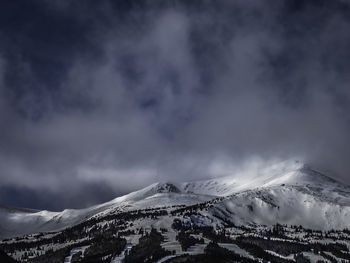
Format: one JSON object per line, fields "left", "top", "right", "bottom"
{"left": 156, "top": 255, "right": 178, "bottom": 263}
{"left": 265, "top": 250, "right": 295, "bottom": 261}
{"left": 2, "top": 160, "right": 350, "bottom": 238}
{"left": 179, "top": 160, "right": 306, "bottom": 196}
{"left": 111, "top": 243, "right": 133, "bottom": 263}
{"left": 211, "top": 183, "right": 350, "bottom": 230}
{"left": 0, "top": 183, "right": 212, "bottom": 238}
{"left": 218, "top": 243, "right": 254, "bottom": 259}
{"left": 64, "top": 246, "right": 89, "bottom": 263}
{"left": 303, "top": 252, "right": 332, "bottom": 263}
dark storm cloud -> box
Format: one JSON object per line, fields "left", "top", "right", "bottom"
{"left": 0, "top": 181, "right": 118, "bottom": 211}
{"left": 1, "top": 0, "right": 350, "bottom": 209}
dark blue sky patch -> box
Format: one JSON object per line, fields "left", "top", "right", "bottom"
{"left": 0, "top": 182, "right": 124, "bottom": 211}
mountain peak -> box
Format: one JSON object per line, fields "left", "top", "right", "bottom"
{"left": 0, "top": 159, "right": 348, "bottom": 239}
{"left": 179, "top": 159, "right": 345, "bottom": 197}
{"left": 154, "top": 182, "right": 181, "bottom": 193}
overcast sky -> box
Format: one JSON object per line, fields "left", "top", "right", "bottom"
{"left": 1, "top": 0, "right": 350, "bottom": 210}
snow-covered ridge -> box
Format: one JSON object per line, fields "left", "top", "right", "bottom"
{"left": 0, "top": 160, "right": 349, "bottom": 238}
{"left": 0, "top": 181, "right": 212, "bottom": 239}
{"left": 179, "top": 160, "right": 340, "bottom": 197}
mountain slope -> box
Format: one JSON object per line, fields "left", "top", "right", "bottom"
{"left": 0, "top": 182, "right": 213, "bottom": 238}
{"left": 202, "top": 162, "right": 350, "bottom": 230}
{"left": 210, "top": 185, "right": 350, "bottom": 230}
{"left": 1, "top": 160, "right": 350, "bottom": 238}
{"left": 179, "top": 160, "right": 343, "bottom": 197}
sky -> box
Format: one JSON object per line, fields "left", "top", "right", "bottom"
{"left": 0, "top": 0, "right": 350, "bottom": 210}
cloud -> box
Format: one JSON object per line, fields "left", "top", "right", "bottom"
{"left": 1, "top": 0, "right": 350, "bottom": 209}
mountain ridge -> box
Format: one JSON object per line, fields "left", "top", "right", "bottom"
{"left": 1, "top": 160, "right": 349, "bottom": 238}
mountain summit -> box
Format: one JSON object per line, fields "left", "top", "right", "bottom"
{"left": 0, "top": 160, "right": 349, "bottom": 239}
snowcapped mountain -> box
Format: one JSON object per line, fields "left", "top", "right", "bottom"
{"left": 178, "top": 160, "right": 350, "bottom": 230}
{"left": 211, "top": 184, "right": 350, "bottom": 230}
{"left": 1, "top": 160, "right": 350, "bottom": 239}
{"left": 0, "top": 182, "right": 213, "bottom": 239}
{"left": 179, "top": 160, "right": 338, "bottom": 196}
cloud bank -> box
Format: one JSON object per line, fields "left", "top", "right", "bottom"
{"left": 0, "top": 0, "right": 350, "bottom": 209}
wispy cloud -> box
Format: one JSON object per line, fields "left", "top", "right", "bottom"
{"left": 0, "top": 0, "right": 350, "bottom": 209}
